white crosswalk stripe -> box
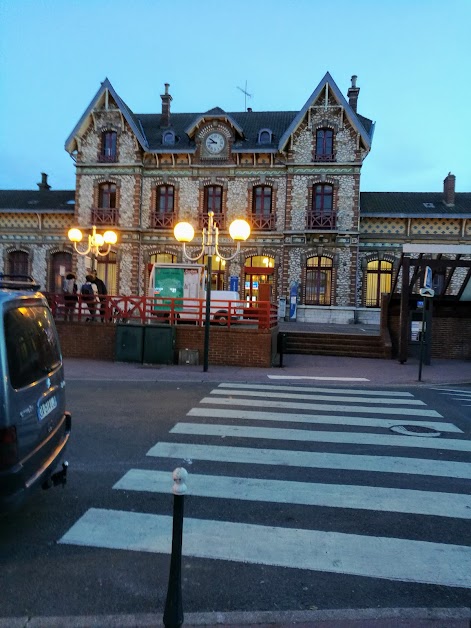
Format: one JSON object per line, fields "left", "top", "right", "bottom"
{"left": 60, "top": 383, "right": 471, "bottom": 589}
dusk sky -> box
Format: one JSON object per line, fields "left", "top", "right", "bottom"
{"left": 1, "top": 0, "right": 470, "bottom": 193}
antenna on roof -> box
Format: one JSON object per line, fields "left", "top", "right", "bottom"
{"left": 236, "top": 81, "right": 252, "bottom": 111}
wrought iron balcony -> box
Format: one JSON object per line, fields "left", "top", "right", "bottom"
{"left": 313, "top": 153, "right": 335, "bottom": 162}
{"left": 91, "top": 207, "right": 119, "bottom": 226}
{"left": 98, "top": 153, "right": 118, "bottom": 163}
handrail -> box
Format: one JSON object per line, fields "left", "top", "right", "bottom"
{"left": 43, "top": 293, "right": 278, "bottom": 329}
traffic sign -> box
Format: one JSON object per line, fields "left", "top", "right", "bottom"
{"left": 419, "top": 287, "right": 435, "bottom": 298}
{"left": 424, "top": 266, "right": 433, "bottom": 289}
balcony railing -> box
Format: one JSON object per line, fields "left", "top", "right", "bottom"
{"left": 98, "top": 154, "right": 118, "bottom": 163}
{"left": 306, "top": 211, "right": 336, "bottom": 230}
{"left": 251, "top": 213, "right": 276, "bottom": 230}
{"left": 199, "top": 212, "right": 226, "bottom": 230}
{"left": 313, "top": 153, "right": 335, "bottom": 162}
{"left": 151, "top": 211, "right": 175, "bottom": 229}
{"left": 91, "top": 207, "right": 119, "bottom": 225}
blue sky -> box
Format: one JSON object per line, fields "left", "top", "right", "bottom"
{"left": 1, "top": 0, "right": 470, "bottom": 192}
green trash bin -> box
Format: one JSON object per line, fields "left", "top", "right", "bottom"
{"left": 115, "top": 324, "right": 144, "bottom": 362}
{"left": 143, "top": 325, "right": 176, "bottom": 365}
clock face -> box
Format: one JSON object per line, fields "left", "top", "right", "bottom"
{"left": 205, "top": 132, "right": 225, "bottom": 154}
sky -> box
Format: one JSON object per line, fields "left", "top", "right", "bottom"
{"left": 1, "top": 0, "right": 470, "bottom": 193}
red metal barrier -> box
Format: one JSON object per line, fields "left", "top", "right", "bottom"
{"left": 44, "top": 293, "right": 278, "bottom": 329}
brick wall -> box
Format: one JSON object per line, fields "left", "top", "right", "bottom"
{"left": 55, "top": 321, "right": 277, "bottom": 367}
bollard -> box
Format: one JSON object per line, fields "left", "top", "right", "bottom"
{"left": 163, "top": 467, "right": 188, "bottom": 628}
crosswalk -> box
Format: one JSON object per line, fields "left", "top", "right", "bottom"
{"left": 60, "top": 382, "right": 471, "bottom": 589}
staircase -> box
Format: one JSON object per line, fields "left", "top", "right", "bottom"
{"left": 283, "top": 330, "right": 391, "bottom": 359}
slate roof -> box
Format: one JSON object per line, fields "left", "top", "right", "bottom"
{"left": 360, "top": 192, "right": 471, "bottom": 217}
{"left": 138, "top": 110, "right": 299, "bottom": 152}
{"left": 0, "top": 190, "right": 76, "bottom": 212}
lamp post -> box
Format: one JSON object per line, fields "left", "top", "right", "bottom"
{"left": 174, "top": 211, "right": 250, "bottom": 372}
{"left": 67, "top": 225, "right": 118, "bottom": 271}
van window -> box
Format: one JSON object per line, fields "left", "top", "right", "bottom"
{"left": 4, "top": 305, "right": 61, "bottom": 389}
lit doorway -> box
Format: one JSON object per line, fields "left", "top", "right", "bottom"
{"left": 244, "top": 255, "right": 275, "bottom": 302}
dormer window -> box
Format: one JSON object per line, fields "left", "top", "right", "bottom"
{"left": 258, "top": 129, "right": 272, "bottom": 144}
{"left": 100, "top": 131, "right": 117, "bottom": 162}
{"left": 314, "top": 128, "right": 334, "bottom": 162}
{"left": 162, "top": 130, "right": 175, "bottom": 145}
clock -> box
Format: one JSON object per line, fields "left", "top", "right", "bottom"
{"left": 205, "top": 132, "right": 225, "bottom": 154}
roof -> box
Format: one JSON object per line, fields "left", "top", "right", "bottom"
{"left": 360, "top": 192, "right": 471, "bottom": 218}
{"left": 0, "top": 190, "right": 76, "bottom": 212}
{"left": 65, "top": 75, "right": 374, "bottom": 155}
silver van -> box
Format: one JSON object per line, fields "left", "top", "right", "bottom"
{"left": 0, "top": 275, "right": 71, "bottom": 513}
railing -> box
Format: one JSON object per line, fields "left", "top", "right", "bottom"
{"left": 91, "top": 207, "right": 120, "bottom": 225}
{"left": 98, "top": 154, "right": 118, "bottom": 163}
{"left": 151, "top": 211, "right": 175, "bottom": 229}
{"left": 313, "top": 153, "right": 335, "bottom": 162}
{"left": 199, "top": 212, "right": 226, "bottom": 230}
{"left": 44, "top": 293, "right": 278, "bottom": 330}
{"left": 306, "top": 211, "right": 336, "bottom": 230}
{"left": 251, "top": 214, "right": 276, "bottom": 230}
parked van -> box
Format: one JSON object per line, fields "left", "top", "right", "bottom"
{"left": 0, "top": 275, "right": 71, "bottom": 514}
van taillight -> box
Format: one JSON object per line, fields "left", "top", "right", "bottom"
{"left": 0, "top": 427, "right": 18, "bottom": 470}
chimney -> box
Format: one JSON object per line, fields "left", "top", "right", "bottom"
{"left": 247, "top": 107, "right": 252, "bottom": 112}
{"left": 37, "top": 172, "right": 51, "bottom": 191}
{"left": 160, "top": 83, "right": 172, "bottom": 127}
{"left": 347, "top": 75, "right": 360, "bottom": 112}
{"left": 443, "top": 172, "right": 456, "bottom": 206}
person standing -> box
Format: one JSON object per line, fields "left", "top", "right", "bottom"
{"left": 81, "top": 274, "right": 99, "bottom": 321}
{"left": 92, "top": 271, "right": 108, "bottom": 322}
{"left": 62, "top": 272, "right": 78, "bottom": 321}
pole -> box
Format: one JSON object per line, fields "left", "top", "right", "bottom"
{"left": 418, "top": 300, "right": 426, "bottom": 382}
{"left": 203, "top": 255, "right": 212, "bottom": 372}
{"left": 163, "top": 468, "right": 188, "bottom": 628}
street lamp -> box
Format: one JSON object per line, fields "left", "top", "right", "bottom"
{"left": 174, "top": 211, "right": 250, "bottom": 372}
{"left": 68, "top": 225, "right": 118, "bottom": 270}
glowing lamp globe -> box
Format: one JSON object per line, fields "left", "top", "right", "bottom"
{"left": 103, "top": 230, "right": 118, "bottom": 245}
{"left": 229, "top": 219, "right": 250, "bottom": 242}
{"left": 94, "top": 233, "right": 105, "bottom": 247}
{"left": 174, "top": 222, "right": 195, "bottom": 243}
{"left": 68, "top": 228, "right": 83, "bottom": 243}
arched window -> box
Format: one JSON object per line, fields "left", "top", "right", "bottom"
{"left": 49, "top": 251, "right": 72, "bottom": 292}
{"left": 307, "top": 184, "right": 335, "bottom": 229}
{"left": 305, "top": 256, "right": 333, "bottom": 305}
{"left": 365, "top": 259, "right": 392, "bottom": 307}
{"left": 94, "top": 182, "right": 118, "bottom": 225}
{"left": 7, "top": 250, "right": 29, "bottom": 276}
{"left": 153, "top": 185, "right": 175, "bottom": 228}
{"left": 252, "top": 185, "right": 274, "bottom": 229}
{"left": 162, "top": 131, "right": 175, "bottom": 145}
{"left": 244, "top": 255, "right": 275, "bottom": 302}
{"left": 258, "top": 129, "right": 272, "bottom": 144}
{"left": 314, "top": 128, "right": 334, "bottom": 161}
{"left": 100, "top": 131, "right": 117, "bottom": 161}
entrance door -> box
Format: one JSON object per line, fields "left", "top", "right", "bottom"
{"left": 244, "top": 255, "right": 275, "bottom": 302}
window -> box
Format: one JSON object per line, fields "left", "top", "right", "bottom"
{"left": 203, "top": 255, "right": 226, "bottom": 290}
{"left": 163, "top": 131, "right": 175, "bottom": 145}
{"left": 365, "top": 259, "right": 392, "bottom": 307}
{"left": 150, "top": 253, "right": 177, "bottom": 265}
{"left": 305, "top": 256, "right": 333, "bottom": 305}
{"left": 153, "top": 185, "right": 175, "bottom": 228}
{"left": 258, "top": 129, "right": 272, "bottom": 144}
{"left": 94, "top": 182, "right": 118, "bottom": 225}
{"left": 307, "top": 184, "right": 335, "bottom": 229}
{"left": 5, "top": 305, "right": 61, "bottom": 389}
{"left": 99, "top": 183, "right": 117, "bottom": 208}
{"left": 252, "top": 185, "right": 274, "bottom": 229}
{"left": 100, "top": 131, "right": 117, "bottom": 161}
{"left": 204, "top": 186, "right": 222, "bottom": 213}
{"left": 315, "top": 128, "right": 334, "bottom": 161}
{"left": 96, "top": 252, "right": 117, "bottom": 295}
{"left": 7, "top": 251, "right": 29, "bottom": 276}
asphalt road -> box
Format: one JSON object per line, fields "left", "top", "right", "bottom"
{"left": 1, "top": 381, "right": 470, "bottom": 622}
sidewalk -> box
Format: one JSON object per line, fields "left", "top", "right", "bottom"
{"left": 64, "top": 353, "right": 471, "bottom": 387}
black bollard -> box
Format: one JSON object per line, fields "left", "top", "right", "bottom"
{"left": 163, "top": 467, "right": 188, "bottom": 628}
